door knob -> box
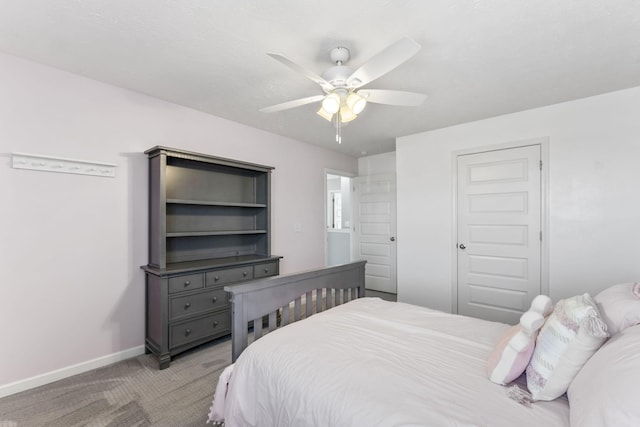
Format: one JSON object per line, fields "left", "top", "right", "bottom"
{"left": 390, "top": 236, "right": 396, "bottom": 242}
{"left": 459, "top": 243, "right": 466, "bottom": 250}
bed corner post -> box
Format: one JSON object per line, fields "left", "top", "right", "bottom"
{"left": 229, "top": 291, "right": 247, "bottom": 362}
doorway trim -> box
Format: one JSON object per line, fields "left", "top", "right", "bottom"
{"left": 450, "top": 137, "right": 550, "bottom": 314}
{"left": 324, "top": 168, "right": 356, "bottom": 266}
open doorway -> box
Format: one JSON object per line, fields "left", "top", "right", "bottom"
{"left": 325, "top": 171, "right": 353, "bottom": 266}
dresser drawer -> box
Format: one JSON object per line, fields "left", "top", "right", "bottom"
{"left": 206, "top": 266, "right": 253, "bottom": 286}
{"left": 170, "top": 310, "right": 230, "bottom": 348}
{"left": 170, "top": 288, "right": 229, "bottom": 321}
{"left": 254, "top": 262, "right": 279, "bottom": 279}
{"left": 168, "top": 273, "right": 204, "bottom": 294}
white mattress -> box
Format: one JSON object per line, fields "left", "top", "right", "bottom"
{"left": 223, "top": 298, "right": 569, "bottom": 427}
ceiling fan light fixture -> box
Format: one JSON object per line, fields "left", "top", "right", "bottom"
{"left": 346, "top": 92, "right": 367, "bottom": 114}
{"left": 339, "top": 105, "right": 358, "bottom": 123}
{"left": 321, "top": 92, "right": 341, "bottom": 114}
{"left": 316, "top": 107, "right": 333, "bottom": 122}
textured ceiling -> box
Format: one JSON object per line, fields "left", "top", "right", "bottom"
{"left": 1, "top": 1, "right": 639, "bottom": 157}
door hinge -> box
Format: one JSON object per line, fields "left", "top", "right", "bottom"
{"left": 539, "top": 160, "right": 543, "bottom": 170}
{"left": 540, "top": 231, "right": 543, "bottom": 241}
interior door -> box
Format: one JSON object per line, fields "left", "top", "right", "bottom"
{"left": 354, "top": 173, "right": 397, "bottom": 294}
{"left": 457, "top": 145, "right": 541, "bottom": 324}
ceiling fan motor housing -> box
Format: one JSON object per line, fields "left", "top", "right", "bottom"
{"left": 322, "top": 46, "right": 354, "bottom": 88}
{"left": 322, "top": 65, "right": 354, "bottom": 88}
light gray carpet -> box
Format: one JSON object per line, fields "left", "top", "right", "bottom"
{"left": 0, "top": 337, "right": 232, "bottom": 427}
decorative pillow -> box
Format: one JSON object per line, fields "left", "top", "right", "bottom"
{"left": 567, "top": 324, "right": 640, "bottom": 427}
{"left": 594, "top": 282, "right": 640, "bottom": 336}
{"left": 486, "top": 295, "right": 553, "bottom": 385}
{"left": 525, "top": 293, "right": 609, "bottom": 401}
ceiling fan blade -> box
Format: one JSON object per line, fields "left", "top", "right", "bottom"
{"left": 347, "top": 37, "right": 421, "bottom": 89}
{"left": 260, "top": 94, "right": 325, "bottom": 113}
{"left": 267, "top": 53, "right": 334, "bottom": 92}
{"left": 358, "top": 89, "right": 427, "bottom": 106}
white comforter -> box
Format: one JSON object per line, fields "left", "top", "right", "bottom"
{"left": 222, "top": 298, "right": 569, "bottom": 427}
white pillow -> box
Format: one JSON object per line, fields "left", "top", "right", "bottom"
{"left": 525, "top": 293, "right": 608, "bottom": 401}
{"left": 595, "top": 282, "right": 640, "bottom": 336}
{"left": 568, "top": 324, "right": 640, "bottom": 426}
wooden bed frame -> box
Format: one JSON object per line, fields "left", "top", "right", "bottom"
{"left": 224, "top": 260, "right": 366, "bottom": 361}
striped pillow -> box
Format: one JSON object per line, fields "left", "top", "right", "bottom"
{"left": 525, "top": 293, "right": 609, "bottom": 401}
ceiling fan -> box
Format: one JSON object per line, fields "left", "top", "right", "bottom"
{"left": 260, "top": 37, "right": 427, "bottom": 143}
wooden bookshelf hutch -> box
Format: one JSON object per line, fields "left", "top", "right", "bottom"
{"left": 141, "top": 146, "right": 281, "bottom": 369}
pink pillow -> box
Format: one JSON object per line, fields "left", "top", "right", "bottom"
{"left": 487, "top": 323, "right": 537, "bottom": 385}
{"left": 595, "top": 283, "right": 640, "bottom": 336}
{"left": 487, "top": 295, "right": 552, "bottom": 385}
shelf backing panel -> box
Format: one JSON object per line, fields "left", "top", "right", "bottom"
{"left": 166, "top": 234, "right": 268, "bottom": 264}
{"left": 166, "top": 158, "right": 266, "bottom": 204}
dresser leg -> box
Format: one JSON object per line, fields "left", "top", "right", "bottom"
{"left": 158, "top": 353, "right": 171, "bottom": 370}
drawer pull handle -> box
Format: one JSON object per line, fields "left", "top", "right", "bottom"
{"left": 214, "top": 276, "right": 220, "bottom": 281}
{"left": 185, "top": 329, "right": 191, "bottom": 336}
{"left": 264, "top": 268, "right": 269, "bottom": 273}
{"left": 212, "top": 297, "right": 218, "bottom": 303}
{"left": 184, "top": 280, "right": 190, "bottom": 287}
{"left": 213, "top": 321, "right": 219, "bottom": 328}
{"left": 184, "top": 302, "right": 191, "bottom": 309}
{"left": 243, "top": 271, "right": 248, "bottom": 277}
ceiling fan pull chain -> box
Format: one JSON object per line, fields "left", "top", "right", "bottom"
{"left": 336, "top": 114, "right": 342, "bottom": 144}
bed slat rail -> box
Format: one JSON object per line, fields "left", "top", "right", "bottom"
{"left": 225, "top": 260, "right": 366, "bottom": 361}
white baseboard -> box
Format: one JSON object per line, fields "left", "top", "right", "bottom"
{"left": 0, "top": 345, "right": 146, "bottom": 399}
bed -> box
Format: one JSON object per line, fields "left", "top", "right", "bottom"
{"left": 209, "top": 261, "right": 640, "bottom": 427}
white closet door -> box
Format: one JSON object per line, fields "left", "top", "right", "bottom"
{"left": 457, "top": 145, "right": 541, "bottom": 324}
